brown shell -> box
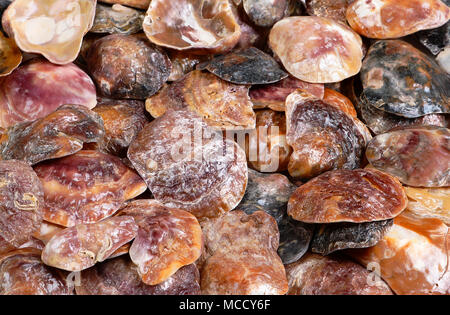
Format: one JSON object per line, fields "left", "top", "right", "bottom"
{"left": 201, "top": 210, "right": 288, "bottom": 295}
{"left": 86, "top": 34, "right": 171, "bottom": 100}
{"left": 203, "top": 47, "right": 288, "bottom": 85}
{"left": 305, "top": 0, "right": 348, "bottom": 23}
{"left": 2, "top": 0, "right": 97, "bottom": 64}
{"left": 143, "top": 0, "right": 241, "bottom": 54}
{"left": 34, "top": 150, "right": 147, "bottom": 227}
{"left": 269, "top": 16, "right": 363, "bottom": 83}
{"left": 167, "top": 50, "right": 212, "bottom": 82}
{"left": 346, "top": 0, "right": 450, "bottom": 39}
{"left": 366, "top": 126, "right": 450, "bottom": 187}
{"left": 361, "top": 40, "right": 450, "bottom": 118}
{"left": 127, "top": 110, "right": 248, "bottom": 220}
{"left": 245, "top": 109, "right": 292, "bottom": 173}
{"left": 99, "top": 0, "right": 150, "bottom": 9}
{"left": 33, "top": 221, "right": 64, "bottom": 245}
{"left": 285, "top": 90, "right": 370, "bottom": 180}
{"left": 0, "top": 105, "right": 104, "bottom": 165}
{"left": 249, "top": 76, "right": 325, "bottom": 111}
{"left": 76, "top": 256, "right": 201, "bottom": 295}
{"left": 349, "top": 211, "right": 450, "bottom": 295}
{"left": 91, "top": 3, "right": 144, "bottom": 35}
{"left": 285, "top": 253, "right": 393, "bottom": 295}
{"left": 41, "top": 216, "right": 138, "bottom": 272}
{"left": 145, "top": 70, "right": 255, "bottom": 130}
{"left": 0, "top": 160, "right": 44, "bottom": 247}
{"left": 0, "top": 59, "right": 97, "bottom": 128}
{"left": 323, "top": 88, "right": 357, "bottom": 118}
{"left": 288, "top": 169, "right": 408, "bottom": 223}
{"left": 119, "top": 199, "right": 202, "bottom": 285}
{"left": 243, "top": 0, "right": 289, "bottom": 28}
{"left": 0, "top": 248, "right": 73, "bottom": 295}
{"left": 0, "top": 30, "right": 21, "bottom": 77}
{"left": 87, "top": 99, "right": 148, "bottom": 157}
{"left": 404, "top": 187, "right": 449, "bottom": 225}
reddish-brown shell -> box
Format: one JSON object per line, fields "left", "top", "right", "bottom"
{"left": 349, "top": 211, "right": 450, "bottom": 295}
{"left": 145, "top": 70, "right": 256, "bottom": 130}
{"left": 285, "top": 253, "right": 393, "bottom": 295}
{"left": 127, "top": 109, "right": 248, "bottom": 220}
{"left": 0, "top": 248, "right": 73, "bottom": 295}
{"left": 323, "top": 88, "right": 357, "bottom": 118}
{"left": 288, "top": 169, "right": 408, "bottom": 223}
{"left": 41, "top": 216, "right": 138, "bottom": 272}
{"left": 0, "top": 160, "right": 44, "bottom": 247}
{"left": 346, "top": 0, "right": 450, "bottom": 39}
{"left": 0, "top": 59, "right": 97, "bottom": 128}
{"left": 143, "top": 0, "right": 241, "bottom": 54}
{"left": 119, "top": 199, "right": 202, "bottom": 285}
{"left": 0, "top": 30, "right": 21, "bottom": 77}
{"left": 0, "top": 105, "right": 104, "bottom": 165}
{"left": 2, "top": 0, "right": 97, "bottom": 64}
{"left": 366, "top": 126, "right": 450, "bottom": 188}
{"left": 269, "top": 16, "right": 363, "bottom": 83}
{"left": 76, "top": 256, "right": 201, "bottom": 295}
{"left": 201, "top": 210, "right": 288, "bottom": 295}
{"left": 34, "top": 150, "right": 147, "bottom": 227}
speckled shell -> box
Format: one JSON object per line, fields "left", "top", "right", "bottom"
{"left": 269, "top": 16, "right": 363, "bottom": 83}
{"left": 288, "top": 169, "right": 408, "bottom": 223}
{"left": 204, "top": 47, "right": 288, "bottom": 85}
{"left": 91, "top": 3, "right": 144, "bottom": 35}
{"left": 76, "top": 257, "right": 201, "bottom": 295}
{"left": 361, "top": 40, "right": 450, "bottom": 118}
{"left": 285, "top": 253, "right": 393, "bottom": 295}
{"left": 243, "top": 0, "right": 289, "bottom": 27}
{"left": 349, "top": 211, "right": 450, "bottom": 295}
{"left": 143, "top": 0, "right": 241, "bottom": 54}
{"left": 366, "top": 126, "right": 450, "bottom": 187}
{"left": 145, "top": 70, "right": 255, "bottom": 130}
{"left": 404, "top": 187, "right": 449, "bottom": 225}
{"left": 346, "top": 0, "right": 450, "bottom": 39}
{"left": 0, "top": 30, "right": 21, "bottom": 77}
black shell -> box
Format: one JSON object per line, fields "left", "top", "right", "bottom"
{"left": 418, "top": 21, "right": 449, "bottom": 56}
{"left": 278, "top": 215, "right": 314, "bottom": 264}
{"left": 204, "top": 47, "right": 288, "bottom": 85}
{"left": 361, "top": 40, "right": 449, "bottom": 118}
{"left": 311, "top": 219, "right": 394, "bottom": 256}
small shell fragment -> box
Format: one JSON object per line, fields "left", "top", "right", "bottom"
{"left": 0, "top": 30, "right": 21, "bottom": 77}
{"left": 91, "top": 3, "right": 144, "bottom": 35}
{"left": 269, "top": 16, "right": 363, "bottom": 83}
{"left": 2, "top": 0, "right": 97, "bottom": 64}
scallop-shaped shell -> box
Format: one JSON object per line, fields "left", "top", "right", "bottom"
{"left": 0, "top": 31, "right": 21, "bottom": 77}
{"left": 2, "top": 0, "right": 97, "bottom": 64}
{"left": 91, "top": 3, "right": 144, "bottom": 35}
{"left": 361, "top": 40, "right": 450, "bottom": 118}
{"left": 346, "top": 0, "right": 450, "bottom": 39}
{"left": 366, "top": 126, "right": 450, "bottom": 188}
{"left": 269, "top": 16, "right": 363, "bottom": 83}
{"left": 143, "top": 0, "right": 241, "bottom": 54}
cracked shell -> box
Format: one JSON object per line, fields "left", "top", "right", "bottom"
{"left": 288, "top": 168, "right": 408, "bottom": 223}
{"left": 269, "top": 16, "right": 363, "bottom": 83}
{"left": 41, "top": 216, "right": 138, "bottom": 272}
{"left": 361, "top": 40, "right": 450, "bottom": 118}
{"left": 2, "top": 0, "right": 97, "bottom": 64}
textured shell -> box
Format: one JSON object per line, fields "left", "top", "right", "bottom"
{"left": 203, "top": 47, "right": 288, "bottom": 85}
{"left": 145, "top": 70, "right": 255, "bottom": 130}
{"left": 0, "top": 160, "right": 44, "bottom": 247}
{"left": 404, "top": 187, "right": 449, "bottom": 225}
{"left": 0, "top": 59, "right": 97, "bottom": 128}
{"left": 76, "top": 257, "right": 201, "bottom": 295}
{"left": 201, "top": 210, "right": 288, "bottom": 295}
{"left": 86, "top": 34, "right": 171, "bottom": 100}
{"left": 98, "top": 0, "right": 150, "bottom": 9}
{"left": 285, "top": 253, "right": 393, "bottom": 295}
{"left": 349, "top": 211, "right": 450, "bottom": 295}
{"left": 91, "top": 3, "right": 144, "bottom": 35}
{"left": 0, "top": 105, "right": 104, "bottom": 165}
{"left": 243, "top": 0, "right": 289, "bottom": 28}
{"left": 323, "top": 88, "right": 357, "bottom": 118}
{"left": 143, "top": 0, "right": 241, "bottom": 54}
{"left": 128, "top": 109, "right": 248, "bottom": 220}
{"left": 366, "top": 126, "right": 450, "bottom": 187}
{"left": 288, "top": 169, "right": 408, "bottom": 223}
{"left": 285, "top": 90, "right": 370, "bottom": 180}
{"left": 305, "top": 0, "right": 348, "bottom": 23}
{"left": 0, "top": 30, "right": 21, "bottom": 77}
{"left": 418, "top": 21, "right": 449, "bottom": 56}
{"left": 269, "top": 16, "right": 363, "bottom": 83}
{"left": 119, "top": 200, "right": 202, "bottom": 286}
{"left": 34, "top": 150, "right": 147, "bottom": 227}
{"left": 2, "top": 0, "right": 97, "bottom": 64}
{"left": 41, "top": 216, "right": 138, "bottom": 272}
{"left": 361, "top": 40, "right": 450, "bottom": 118}
{"left": 346, "top": 0, "right": 450, "bottom": 39}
